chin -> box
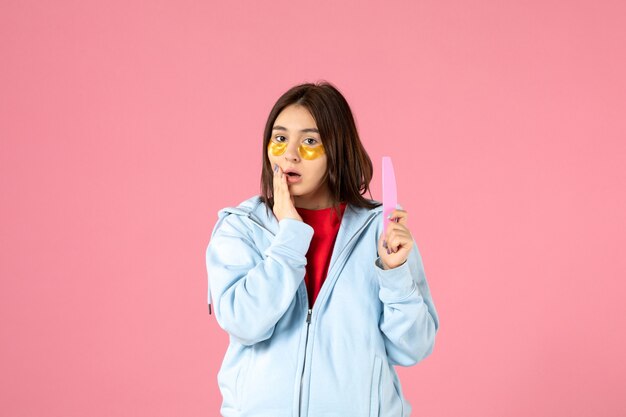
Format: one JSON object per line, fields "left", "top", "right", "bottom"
{"left": 289, "top": 187, "right": 309, "bottom": 197}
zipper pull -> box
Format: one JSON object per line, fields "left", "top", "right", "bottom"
{"left": 306, "top": 309, "right": 312, "bottom": 324}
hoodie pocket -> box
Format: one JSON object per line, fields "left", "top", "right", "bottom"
{"left": 369, "top": 355, "right": 382, "bottom": 417}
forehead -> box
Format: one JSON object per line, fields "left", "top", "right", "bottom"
{"left": 273, "top": 105, "right": 317, "bottom": 129}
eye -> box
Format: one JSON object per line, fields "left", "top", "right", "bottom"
{"left": 303, "top": 138, "right": 319, "bottom": 146}
{"left": 274, "top": 135, "right": 287, "bottom": 143}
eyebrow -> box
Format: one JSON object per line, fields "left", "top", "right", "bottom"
{"left": 272, "top": 125, "right": 319, "bottom": 134}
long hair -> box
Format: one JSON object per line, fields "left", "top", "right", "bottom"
{"left": 260, "top": 81, "right": 381, "bottom": 217}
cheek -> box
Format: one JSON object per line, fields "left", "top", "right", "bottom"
{"left": 312, "top": 157, "right": 328, "bottom": 180}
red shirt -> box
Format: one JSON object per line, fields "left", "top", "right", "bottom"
{"left": 296, "top": 202, "right": 347, "bottom": 308}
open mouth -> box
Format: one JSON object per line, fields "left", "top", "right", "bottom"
{"left": 285, "top": 172, "right": 302, "bottom": 183}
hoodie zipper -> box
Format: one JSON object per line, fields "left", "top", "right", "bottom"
{"left": 296, "top": 212, "right": 379, "bottom": 417}
{"left": 298, "top": 308, "right": 312, "bottom": 417}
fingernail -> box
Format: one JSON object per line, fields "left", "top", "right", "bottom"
{"left": 387, "top": 214, "right": 393, "bottom": 220}
{"left": 274, "top": 164, "right": 278, "bottom": 172}
{"left": 396, "top": 204, "right": 403, "bottom": 209}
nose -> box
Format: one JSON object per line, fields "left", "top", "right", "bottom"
{"left": 283, "top": 141, "right": 300, "bottom": 162}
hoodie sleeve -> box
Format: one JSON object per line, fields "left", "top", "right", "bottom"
{"left": 206, "top": 212, "right": 314, "bottom": 346}
{"left": 374, "top": 241, "right": 440, "bottom": 366}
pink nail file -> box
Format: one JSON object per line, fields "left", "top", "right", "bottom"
{"left": 382, "top": 156, "right": 397, "bottom": 235}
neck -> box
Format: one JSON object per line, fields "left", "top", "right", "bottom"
{"left": 294, "top": 193, "right": 335, "bottom": 210}
{"left": 294, "top": 199, "right": 335, "bottom": 210}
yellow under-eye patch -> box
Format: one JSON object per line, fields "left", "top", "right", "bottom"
{"left": 268, "top": 141, "right": 287, "bottom": 156}
{"left": 268, "top": 140, "right": 325, "bottom": 160}
{"left": 298, "top": 143, "right": 325, "bottom": 160}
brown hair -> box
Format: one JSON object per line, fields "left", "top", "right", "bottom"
{"left": 260, "top": 81, "right": 381, "bottom": 217}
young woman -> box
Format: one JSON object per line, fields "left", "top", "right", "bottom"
{"left": 206, "top": 81, "right": 439, "bottom": 417}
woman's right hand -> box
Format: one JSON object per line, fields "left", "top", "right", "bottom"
{"left": 272, "top": 164, "right": 303, "bottom": 222}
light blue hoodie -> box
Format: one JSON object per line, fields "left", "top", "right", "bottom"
{"left": 205, "top": 195, "right": 439, "bottom": 417}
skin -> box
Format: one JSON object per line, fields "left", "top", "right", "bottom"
{"left": 268, "top": 104, "right": 414, "bottom": 270}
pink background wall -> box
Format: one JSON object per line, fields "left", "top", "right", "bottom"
{"left": 2, "top": 1, "right": 625, "bottom": 416}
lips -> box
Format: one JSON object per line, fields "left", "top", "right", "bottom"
{"left": 282, "top": 168, "right": 302, "bottom": 184}
{"left": 283, "top": 168, "right": 301, "bottom": 177}
{"left": 285, "top": 173, "right": 302, "bottom": 184}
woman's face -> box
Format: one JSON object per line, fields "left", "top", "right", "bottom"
{"left": 267, "top": 104, "right": 332, "bottom": 209}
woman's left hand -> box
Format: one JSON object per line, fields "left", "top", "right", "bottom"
{"left": 377, "top": 207, "right": 414, "bottom": 269}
